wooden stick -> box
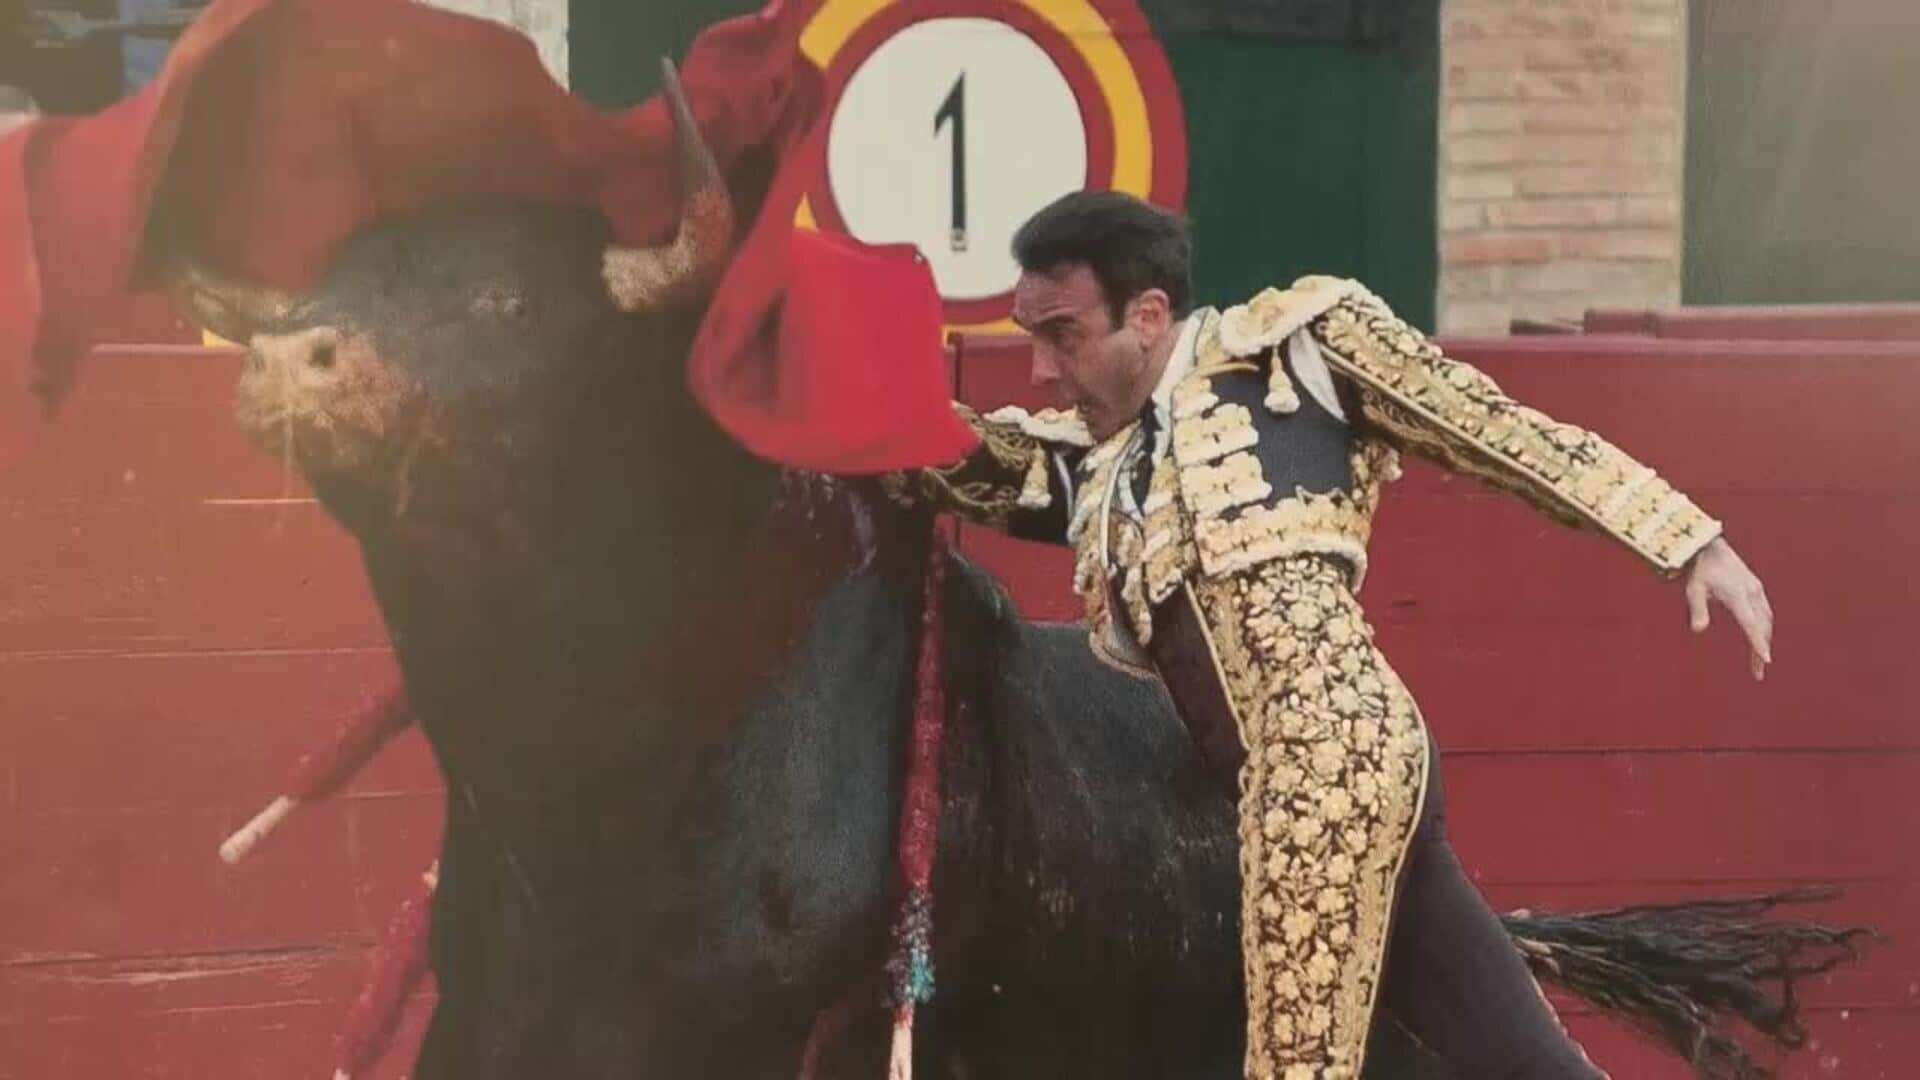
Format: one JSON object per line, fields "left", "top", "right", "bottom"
{"left": 218, "top": 795, "right": 297, "bottom": 864}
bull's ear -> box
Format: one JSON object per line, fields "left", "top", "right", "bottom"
{"left": 162, "top": 260, "right": 304, "bottom": 345}
{"left": 601, "top": 57, "right": 736, "bottom": 313}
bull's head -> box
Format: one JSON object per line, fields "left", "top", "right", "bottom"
{"left": 164, "top": 60, "right": 735, "bottom": 528}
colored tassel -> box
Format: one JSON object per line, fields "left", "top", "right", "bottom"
{"left": 1264, "top": 345, "right": 1300, "bottom": 414}
{"left": 333, "top": 861, "right": 440, "bottom": 1080}
{"left": 219, "top": 687, "right": 413, "bottom": 863}
{"left": 883, "top": 530, "right": 951, "bottom": 1080}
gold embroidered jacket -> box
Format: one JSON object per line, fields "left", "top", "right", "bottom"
{"left": 894, "top": 276, "right": 1723, "bottom": 670}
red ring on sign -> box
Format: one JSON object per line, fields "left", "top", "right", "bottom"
{"left": 1097, "top": 0, "right": 1189, "bottom": 210}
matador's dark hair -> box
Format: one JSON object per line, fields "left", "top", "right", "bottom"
{"left": 1011, "top": 191, "right": 1193, "bottom": 325}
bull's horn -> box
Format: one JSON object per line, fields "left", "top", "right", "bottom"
{"left": 602, "top": 57, "right": 737, "bottom": 313}
{"left": 163, "top": 259, "right": 303, "bottom": 344}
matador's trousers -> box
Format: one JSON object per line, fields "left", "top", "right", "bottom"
{"left": 1148, "top": 555, "right": 1606, "bottom": 1080}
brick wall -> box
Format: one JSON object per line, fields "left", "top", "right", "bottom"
{"left": 1437, "top": 0, "right": 1687, "bottom": 334}
{"left": 427, "top": 0, "right": 569, "bottom": 85}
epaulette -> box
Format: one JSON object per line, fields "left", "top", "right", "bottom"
{"left": 1212, "top": 276, "right": 1369, "bottom": 419}
{"left": 982, "top": 404, "right": 1094, "bottom": 448}
{"left": 1215, "top": 276, "right": 1367, "bottom": 359}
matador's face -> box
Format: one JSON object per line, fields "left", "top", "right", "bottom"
{"left": 1012, "top": 262, "right": 1170, "bottom": 441}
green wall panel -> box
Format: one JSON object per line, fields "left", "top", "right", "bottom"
{"left": 1162, "top": 29, "right": 1436, "bottom": 327}
{"left": 572, "top": 0, "right": 765, "bottom": 107}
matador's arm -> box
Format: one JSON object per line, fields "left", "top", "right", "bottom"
{"left": 881, "top": 403, "right": 1091, "bottom": 545}
{"left": 1301, "top": 286, "right": 1723, "bottom": 576}
{"left": 1217, "top": 277, "right": 1770, "bottom": 676}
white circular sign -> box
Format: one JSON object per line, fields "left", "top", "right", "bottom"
{"left": 826, "top": 17, "right": 1088, "bottom": 302}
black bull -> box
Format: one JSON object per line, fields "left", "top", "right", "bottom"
{"left": 174, "top": 197, "right": 1486, "bottom": 1078}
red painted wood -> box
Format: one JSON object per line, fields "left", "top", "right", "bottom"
{"left": 1583, "top": 303, "right": 1920, "bottom": 342}
{"left": 1583, "top": 309, "right": 1659, "bottom": 335}
{"left": 1561, "top": 1007, "right": 1920, "bottom": 1080}
{"left": 956, "top": 526, "right": 1079, "bottom": 623}
{"left": 89, "top": 295, "right": 203, "bottom": 348}
{"left": 0, "top": 498, "right": 388, "bottom": 655}
{"left": 1436, "top": 750, "right": 1920, "bottom": 884}
{"left": 0, "top": 793, "right": 442, "bottom": 961}
{"left": 0, "top": 975, "right": 432, "bottom": 1080}
{"left": 4, "top": 348, "right": 304, "bottom": 503}
{"left": 0, "top": 653, "right": 407, "bottom": 813}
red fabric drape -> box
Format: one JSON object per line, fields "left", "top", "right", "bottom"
{"left": 0, "top": 0, "right": 975, "bottom": 474}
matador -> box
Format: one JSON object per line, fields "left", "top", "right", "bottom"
{"left": 891, "top": 192, "right": 1776, "bottom": 1079}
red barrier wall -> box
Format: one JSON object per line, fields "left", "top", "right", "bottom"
{"left": 0, "top": 347, "right": 438, "bottom": 1078}
{"left": 1, "top": 337, "right": 1914, "bottom": 1076}
{"left": 1585, "top": 303, "right": 1920, "bottom": 341}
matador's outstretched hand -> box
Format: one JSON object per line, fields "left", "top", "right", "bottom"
{"left": 1684, "top": 538, "right": 1774, "bottom": 681}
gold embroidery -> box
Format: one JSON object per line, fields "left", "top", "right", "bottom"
{"left": 1265, "top": 345, "right": 1302, "bottom": 415}
{"left": 1171, "top": 380, "right": 1219, "bottom": 421}
{"left": 1141, "top": 457, "right": 1195, "bottom": 608}
{"left": 1017, "top": 450, "right": 1052, "bottom": 511}
{"left": 983, "top": 403, "right": 1093, "bottom": 447}
{"left": 1191, "top": 493, "right": 1373, "bottom": 586}
{"left": 1172, "top": 403, "right": 1261, "bottom": 464}
{"left": 1215, "top": 279, "right": 1359, "bottom": 358}
{"left": 1166, "top": 342, "right": 1401, "bottom": 589}
{"left": 1180, "top": 450, "right": 1275, "bottom": 519}
{"left": 1188, "top": 556, "right": 1428, "bottom": 1080}
{"left": 1313, "top": 297, "right": 1723, "bottom": 575}
{"left": 889, "top": 403, "right": 1063, "bottom": 528}
{"left": 1067, "top": 421, "right": 1181, "bottom": 659}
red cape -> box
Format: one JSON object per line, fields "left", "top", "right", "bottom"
{"left": 0, "top": 0, "right": 975, "bottom": 474}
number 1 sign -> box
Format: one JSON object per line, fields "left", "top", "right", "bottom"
{"left": 798, "top": 0, "right": 1188, "bottom": 333}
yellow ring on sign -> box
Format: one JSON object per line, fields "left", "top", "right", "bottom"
{"left": 800, "top": 0, "right": 893, "bottom": 67}
{"left": 1013, "top": 0, "right": 1154, "bottom": 197}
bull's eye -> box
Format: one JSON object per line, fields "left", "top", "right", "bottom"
{"left": 310, "top": 340, "right": 337, "bottom": 370}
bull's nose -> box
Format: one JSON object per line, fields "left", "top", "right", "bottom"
{"left": 250, "top": 326, "right": 343, "bottom": 379}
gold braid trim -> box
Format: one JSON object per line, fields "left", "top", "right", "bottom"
{"left": 1067, "top": 422, "right": 1173, "bottom": 664}
{"left": 1312, "top": 297, "right": 1723, "bottom": 576}
{"left": 1181, "top": 450, "right": 1276, "bottom": 520}
{"left": 1230, "top": 439, "right": 1402, "bottom": 594}
{"left": 884, "top": 403, "right": 1068, "bottom": 529}
{"left": 1171, "top": 350, "right": 1402, "bottom": 588}
{"left": 1216, "top": 278, "right": 1362, "bottom": 418}
{"left": 1142, "top": 456, "right": 1197, "bottom": 609}
{"left": 982, "top": 403, "right": 1094, "bottom": 448}
{"left": 1187, "top": 557, "right": 1429, "bottom": 1080}
{"left": 1171, "top": 402, "right": 1261, "bottom": 465}
{"left": 1191, "top": 497, "right": 1372, "bottom": 589}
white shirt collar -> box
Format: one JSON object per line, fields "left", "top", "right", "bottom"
{"left": 1146, "top": 309, "right": 1209, "bottom": 457}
